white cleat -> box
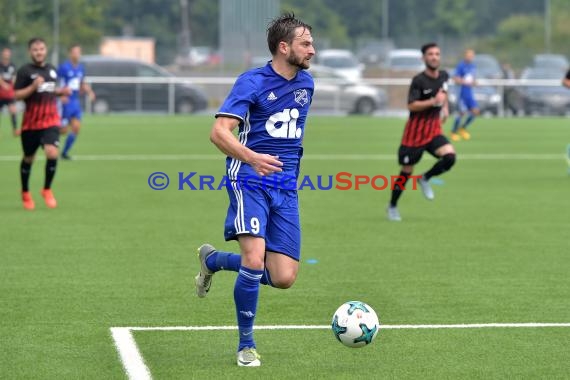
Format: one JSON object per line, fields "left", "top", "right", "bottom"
{"left": 237, "top": 347, "right": 261, "bottom": 367}
{"left": 387, "top": 206, "right": 402, "bottom": 222}
{"left": 194, "top": 244, "right": 216, "bottom": 298}
{"left": 418, "top": 176, "right": 434, "bottom": 200}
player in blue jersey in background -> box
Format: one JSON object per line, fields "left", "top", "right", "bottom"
{"left": 194, "top": 12, "right": 315, "bottom": 367}
{"left": 451, "top": 49, "right": 479, "bottom": 141}
{"left": 57, "top": 44, "right": 95, "bottom": 160}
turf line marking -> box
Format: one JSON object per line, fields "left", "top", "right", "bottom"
{"left": 110, "top": 327, "right": 152, "bottom": 380}
{"left": 123, "top": 323, "right": 570, "bottom": 331}
{"left": 111, "top": 323, "right": 570, "bottom": 379}
{"left": 0, "top": 153, "right": 564, "bottom": 162}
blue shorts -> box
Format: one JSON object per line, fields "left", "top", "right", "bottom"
{"left": 224, "top": 183, "right": 301, "bottom": 261}
{"left": 60, "top": 101, "right": 82, "bottom": 126}
{"left": 458, "top": 95, "right": 478, "bottom": 113}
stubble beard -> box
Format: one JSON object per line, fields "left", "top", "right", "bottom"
{"left": 287, "top": 52, "right": 309, "bottom": 70}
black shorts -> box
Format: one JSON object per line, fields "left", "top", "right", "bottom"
{"left": 0, "top": 98, "right": 15, "bottom": 107}
{"left": 21, "top": 127, "right": 60, "bottom": 157}
{"left": 398, "top": 135, "right": 450, "bottom": 166}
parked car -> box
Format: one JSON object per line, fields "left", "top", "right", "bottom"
{"left": 385, "top": 49, "right": 424, "bottom": 72}
{"left": 472, "top": 54, "right": 503, "bottom": 79}
{"left": 81, "top": 55, "right": 209, "bottom": 114}
{"left": 517, "top": 67, "right": 570, "bottom": 116}
{"left": 447, "top": 83, "right": 502, "bottom": 116}
{"left": 309, "top": 64, "right": 387, "bottom": 114}
{"left": 356, "top": 40, "right": 394, "bottom": 66}
{"left": 532, "top": 54, "right": 569, "bottom": 72}
{"left": 314, "top": 49, "right": 364, "bottom": 82}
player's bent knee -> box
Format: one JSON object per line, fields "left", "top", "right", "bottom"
{"left": 241, "top": 256, "right": 265, "bottom": 270}
{"left": 443, "top": 153, "right": 456, "bottom": 170}
{"left": 271, "top": 271, "right": 297, "bottom": 289}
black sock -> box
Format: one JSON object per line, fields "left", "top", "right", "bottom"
{"left": 20, "top": 160, "right": 32, "bottom": 192}
{"left": 11, "top": 114, "right": 17, "bottom": 130}
{"left": 424, "top": 153, "right": 456, "bottom": 180}
{"left": 389, "top": 171, "right": 411, "bottom": 207}
{"left": 44, "top": 159, "right": 57, "bottom": 189}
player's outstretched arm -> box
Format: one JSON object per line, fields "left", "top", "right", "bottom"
{"left": 408, "top": 89, "right": 446, "bottom": 112}
{"left": 0, "top": 77, "right": 10, "bottom": 90}
{"left": 81, "top": 82, "right": 96, "bottom": 101}
{"left": 210, "top": 116, "right": 283, "bottom": 176}
{"left": 55, "top": 86, "right": 72, "bottom": 97}
{"left": 14, "top": 76, "right": 44, "bottom": 100}
{"left": 452, "top": 75, "right": 463, "bottom": 85}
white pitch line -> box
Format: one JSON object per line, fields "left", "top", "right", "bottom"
{"left": 0, "top": 153, "right": 564, "bottom": 162}
{"left": 123, "top": 322, "right": 570, "bottom": 331}
{"left": 110, "top": 327, "right": 152, "bottom": 380}
{"left": 111, "top": 323, "right": 570, "bottom": 379}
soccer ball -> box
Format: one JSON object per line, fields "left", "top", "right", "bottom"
{"left": 331, "top": 301, "right": 380, "bottom": 348}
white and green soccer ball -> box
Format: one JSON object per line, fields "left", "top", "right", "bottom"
{"left": 331, "top": 301, "right": 380, "bottom": 348}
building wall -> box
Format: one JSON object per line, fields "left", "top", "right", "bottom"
{"left": 100, "top": 37, "right": 156, "bottom": 64}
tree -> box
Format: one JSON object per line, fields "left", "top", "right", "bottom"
{"left": 189, "top": 0, "right": 219, "bottom": 48}
{"left": 0, "top": 0, "right": 104, "bottom": 64}
{"left": 322, "top": 0, "right": 384, "bottom": 41}
{"left": 427, "top": 0, "right": 476, "bottom": 37}
{"left": 282, "top": 0, "right": 350, "bottom": 48}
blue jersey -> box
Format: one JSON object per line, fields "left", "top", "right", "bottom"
{"left": 57, "top": 60, "right": 85, "bottom": 102}
{"left": 216, "top": 62, "right": 314, "bottom": 186}
{"left": 454, "top": 60, "right": 476, "bottom": 99}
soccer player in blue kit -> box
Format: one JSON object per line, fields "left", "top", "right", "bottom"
{"left": 194, "top": 13, "right": 315, "bottom": 367}
{"left": 451, "top": 49, "right": 479, "bottom": 141}
{"left": 57, "top": 44, "right": 95, "bottom": 159}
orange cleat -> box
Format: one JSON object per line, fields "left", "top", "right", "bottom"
{"left": 41, "top": 189, "right": 57, "bottom": 208}
{"left": 22, "top": 191, "right": 35, "bottom": 210}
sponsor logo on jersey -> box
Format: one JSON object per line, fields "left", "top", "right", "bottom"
{"left": 265, "top": 108, "right": 302, "bottom": 139}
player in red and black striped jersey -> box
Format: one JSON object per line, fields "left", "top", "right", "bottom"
{"left": 387, "top": 42, "right": 456, "bottom": 221}
{"left": 0, "top": 47, "right": 19, "bottom": 136}
{"left": 14, "top": 37, "right": 71, "bottom": 210}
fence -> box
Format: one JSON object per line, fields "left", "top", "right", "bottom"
{"left": 83, "top": 76, "right": 570, "bottom": 117}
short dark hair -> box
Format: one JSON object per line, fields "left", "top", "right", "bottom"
{"left": 421, "top": 42, "right": 438, "bottom": 55}
{"left": 28, "top": 37, "right": 46, "bottom": 48}
{"left": 68, "top": 43, "right": 81, "bottom": 51}
{"left": 267, "top": 12, "right": 312, "bottom": 56}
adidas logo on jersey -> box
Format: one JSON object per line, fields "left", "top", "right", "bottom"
{"left": 267, "top": 92, "right": 277, "bottom": 101}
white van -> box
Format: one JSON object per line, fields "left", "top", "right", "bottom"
{"left": 385, "top": 49, "right": 425, "bottom": 72}
{"left": 315, "top": 49, "right": 364, "bottom": 82}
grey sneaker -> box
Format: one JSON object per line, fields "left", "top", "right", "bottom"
{"left": 387, "top": 206, "right": 402, "bottom": 222}
{"left": 237, "top": 347, "right": 261, "bottom": 367}
{"left": 194, "top": 244, "right": 216, "bottom": 298}
{"left": 418, "top": 176, "right": 434, "bottom": 200}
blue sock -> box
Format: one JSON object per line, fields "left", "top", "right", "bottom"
{"left": 63, "top": 133, "right": 76, "bottom": 156}
{"left": 205, "top": 251, "right": 241, "bottom": 272}
{"left": 462, "top": 114, "right": 476, "bottom": 129}
{"left": 452, "top": 116, "right": 462, "bottom": 132}
{"left": 205, "top": 251, "right": 274, "bottom": 286}
{"left": 234, "top": 266, "right": 263, "bottom": 351}
{"left": 260, "top": 267, "right": 273, "bottom": 286}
